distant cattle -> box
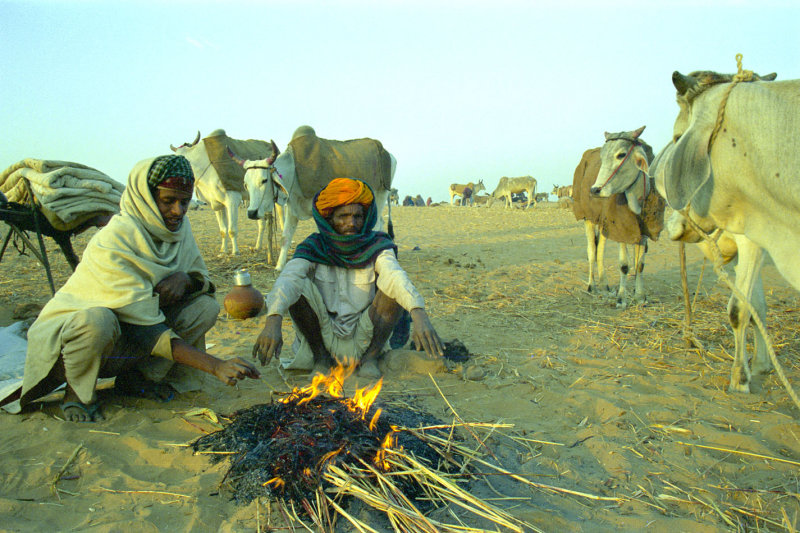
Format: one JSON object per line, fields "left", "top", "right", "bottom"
{"left": 534, "top": 192, "right": 549, "bottom": 203}
{"left": 449, "top": 180, "right": 485, "bottom": 205}
{"left": 573, "top": 127, "right": 665, "bottom": 308}
{"left": 490, "top": 176, "right": 537, "bottom": 209}
{"left": 230, "top": 125, "right": 396, "bottom": 271}
{"left": 552, "top": 185, "right": 572, "bottom": 198}
{"left": 472, "top": 194, "right": 491, "bottom": 206}
{"left": 170, "top": 129, "right": 277, "bottom": 255}
{"left": 389, "top": 188, "right": 399, "bottom": 206}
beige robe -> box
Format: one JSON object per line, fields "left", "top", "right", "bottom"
{"left": 20, "top": 157, "right": 214, "bottom": 406}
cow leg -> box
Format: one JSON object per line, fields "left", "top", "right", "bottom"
{"left": 212, "top": 208, "right": 229, "bottom": 255}
{"left": 276, "top": 208, "right": 299, "bottom": 272}
{"left": 254, "top": 217, "right": 266, "bottom": 250}
{"left": 526, "top": 191, "right": 533, "bottom": 209}
{"left": 631, "top": 239, "right": 648, "bottom": 305}
{"left": 616, "top": 244, "right": 630, "bottom": 309}
{"left": 224, "top": 191, "right": 242, "bottom": 256}
{"left": 584, "top": 221, "right": 598, "bottom": 292}
{"left": 372, "top": 190, "right": 389, "bottom": 233}
{"left": 595, "top": 230, "right": 609, "bottom": 294}
{"left": 728, "top": 237, "right": 766, "bottom": 393}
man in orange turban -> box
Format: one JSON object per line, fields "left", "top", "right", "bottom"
{"left": 314, "top": 177, "right": 374, "bottom": 218}
{"left": 253, "top": 178, "right": 444, "bottom": 379}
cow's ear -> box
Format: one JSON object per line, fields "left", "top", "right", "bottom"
{"left": 633, "top": 149, "right": 649, "bottom": 174}
{"left": 273, "top": 174, "right": 288, "bottom": 197}
{"left": 662, "top": 120, "right": 713, "bottom": 211}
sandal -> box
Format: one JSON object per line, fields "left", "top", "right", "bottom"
{"left": 60, "top": 401, "right": 103, "bottom": 423}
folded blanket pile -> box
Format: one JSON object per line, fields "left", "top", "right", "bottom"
{"left": 0, "top": 159, "right": 123, "bottom": 231}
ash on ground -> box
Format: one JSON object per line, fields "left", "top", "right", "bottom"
{"left": 443, "top": 338, "right": 471, "bottom": 362}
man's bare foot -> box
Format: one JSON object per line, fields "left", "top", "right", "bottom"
{"left": 60, "top": 386, "right": 104, "bottom": 422}
{"left": 357, "top": 359, "right": 382, "bottom": 379}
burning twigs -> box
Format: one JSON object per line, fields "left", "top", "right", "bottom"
{"left": 192, "top": 364, "right": 538, "bottom": 531}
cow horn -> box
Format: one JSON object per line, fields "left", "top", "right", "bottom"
{"left": 632, "top": 125, "right": 646, "bottom": 139}
{"left": 603, "top": 131, "right": 612, "bottom": 141}
{"left": 672, "top": 71, "right": 696, "bottom": 96}
{"left": 191, "top": 131, "right": 201, "bottom": 146}
{"left": 227, "top": 146, "right": 246, "bottom": 167}
{"left": 270, "top": 140, "right": 281, "bottom": 158}
{"left": 170, "top": 144, "right": 177, "bottom": 152}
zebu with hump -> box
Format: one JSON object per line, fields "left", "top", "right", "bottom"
{"left": 650, "top": 65, "right": 799, "bottom": 393}
{"left": 170, "top": 129, "right": 280, "bottom": 256}
{"left": 229, "top": 125, "right": 397, "bottom": 271}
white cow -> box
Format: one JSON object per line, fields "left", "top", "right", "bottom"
{"left": 489, "top": 176, "right": 537, "bottom": 208}
{"left": 653, "top": 68, "right": 800, "bottom": 289}
{"left": 230, "top": 125, "right": 397, "bottom": 271}
{"left": 170, "top": 129, "right": 278, "bottom": 255}
{"left": 651, "top": 66, "right": 800, "bottom": 393}
{"left": 666, "top": 209, "right": 769, "bottom": 393}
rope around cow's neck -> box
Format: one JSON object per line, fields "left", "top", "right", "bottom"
{"left": 708, "top": 53, "right": 754, "bottom": 151}
{"left": 678, "top": 205, "right": 800, "bottom": 414}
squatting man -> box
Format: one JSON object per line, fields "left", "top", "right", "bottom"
{"left": 252, "top": 178, "right": 444, "bottom": 378}
{"left": 19, "top": 155, "right": 260, "bottom": 422}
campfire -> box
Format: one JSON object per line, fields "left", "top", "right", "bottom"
{"left": 193, "top": 364, "right": 535, "bottom": 532}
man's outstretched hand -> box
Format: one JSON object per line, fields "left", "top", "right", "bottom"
{"left": 410, "top": 308, "right": 445, "bottom": 358}
{"left": 214, "top": 357, "right": 261, "bottom": 386}
{"left": 252, "top": 314, "right": 284, "bottom": 366}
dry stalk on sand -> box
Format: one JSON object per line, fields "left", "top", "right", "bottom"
{"left": 51, "top": 442, "right": 83, "bottom": 499}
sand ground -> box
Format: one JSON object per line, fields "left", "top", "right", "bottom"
{"left": 1, "top": 202, "right": 798, "bottom": 532}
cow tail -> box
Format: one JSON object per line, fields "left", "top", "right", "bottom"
{"left": 386, "top": 193, "right": 395, "bottom": 240}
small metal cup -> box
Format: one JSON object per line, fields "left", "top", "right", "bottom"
{"left": 233, "top": 269, "right": 252, "bottom": 286}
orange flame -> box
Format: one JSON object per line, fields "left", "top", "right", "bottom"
{"left": 279, "top": 363, "right": 385, "bottom": 434}
{"left": 368, "top": 408, "right": 382, "bottom": 431}
{"left": 374, "top": 427, "right": 398, "bottom": 471}
{"left": 347, "top": 378, "right": 383, "bottom": 419}
{"left": 280, "top": 363, "right": 357, "bottom": 405}
{"left": 263, "top": 476, "right": 285, "bottom": 489}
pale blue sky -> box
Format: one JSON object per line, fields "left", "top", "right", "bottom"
{"left": 2, "top": 0, "right": 797, "bottom": 202}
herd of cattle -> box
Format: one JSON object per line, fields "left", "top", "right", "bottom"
{"left": 164, "top": 63, "right": 798, "bottom": 398}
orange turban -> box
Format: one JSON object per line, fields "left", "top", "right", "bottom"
{"left": 315, "top": 178, "right": 374, "bottom": 218}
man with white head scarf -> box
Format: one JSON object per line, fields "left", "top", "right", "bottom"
{"left": 20, "top": 155, "right": 259, "bottom": 422}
